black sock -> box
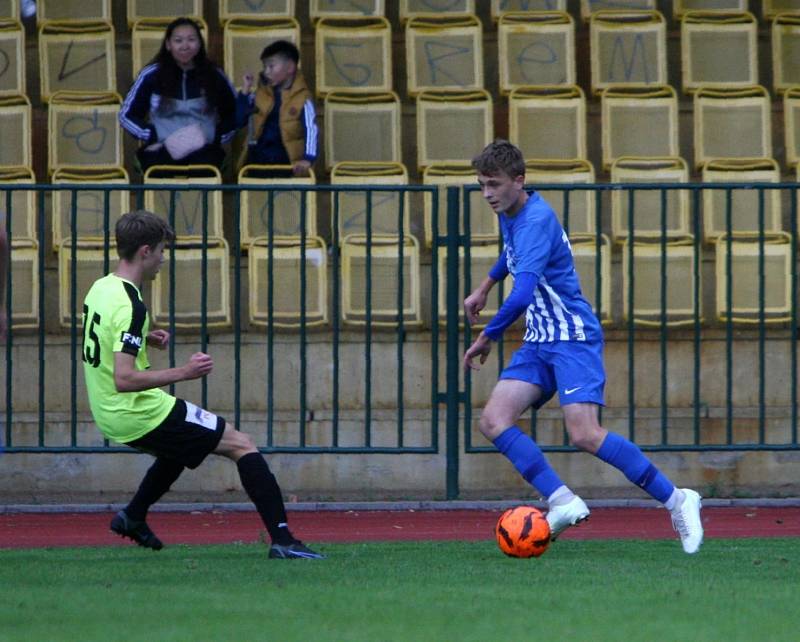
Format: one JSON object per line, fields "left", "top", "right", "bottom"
{"left": 125, "top": 457, "right": 185, "bottom": 522}
{"left": 236, "top": 452, "right": 293, "bottom": 545}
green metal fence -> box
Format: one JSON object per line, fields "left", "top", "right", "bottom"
{"left": 1, "top": 181, "right": 798, "bottom": 499}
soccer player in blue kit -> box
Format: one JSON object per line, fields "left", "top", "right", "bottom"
{"left": 463, "top": 140, "right": 703, "bottom": 553}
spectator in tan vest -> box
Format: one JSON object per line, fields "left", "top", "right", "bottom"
{"left": 235, "top": 40, "right": 318, "bottom": 177}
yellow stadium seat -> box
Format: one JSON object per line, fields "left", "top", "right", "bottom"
{"left": 422, "top": 164, "right": 498, "bottom": 247}
{"left": 315, "top": 17, "right": 392, "bottom": 97}
{"left": 127, "top": 0, "right": 203, "bottom": 27}
{"left": 763, "top": 0, "right": 800, "bottom": 21}
{"left": 237, "top": 164, "right": 317, "bottom": 248}
{"left": 132, "top": 17, "right": 208, "bottom": 77}
{"left": 401, "top": 0, "right": 475, "bottom": 21}
{"left": 772, "top": 14, "right": 800, "bottom": 94}
{"left": 9, "top": 240, "right": 39, "bottom": 330}
{"left": 590, "top": 10, "right": 667, "bottom": 95}
{"left": 151, "top": 240, "right": 230, "bottom": 329}
{"left": 0, "top": 94, "right": 30, "bottom": 168}
{"left": 681, "top": 11, "right": 758, "bottom": 93}
{"left": 498, "top": 11, "right": 575, "bottom": 94}
{"left": 673, "top": 0, "right": 746, "bottom": 19}
{"left": 38, "top": 0, "right": 111, "bottom": 24}
{"left": 38, "top": 20, "right": 116, "bottom": 102}
{"left": 437, "top": 242, "right": 504, "bottom": 328}
{"left": 580, "top": 0, "right": 656, "bottom": 22}
{"left": 324, "top": 91, "right": 401, "bottom": 170}
{"left": 492, "top": 0, "right": 568, "bottom": 20}
{"left": 143, "top": 165, "right": 223, "bottom": 239}
{"left": 702, "top": 158, "right": 783, "bottom": 242}
{"left": 525, "top": 159, "right": 596, "bottom": 236}
{"left": 693, "top": 86, "right": 771, "bottom": 169}
{"left": 248, "top": 235, "right": 328, "bottom": 328}
{"left": 0, "top": 19, "right": 24, "bottom": 96}
{"left": 223, "top": 17, "right": 299, "bottom": 92}
{"left": 405, "top": 14, "right": 483, "bottom": 95}
{"left": 311, "top": 0, "right": 384, "bottom": 20}
{"left": 48, "top": 91, "right": 123, "bottom": 173}
{"left": 330, "top": 162, "right": 410, "bottom": 241}
{"left": 416, "top": 90, "right": 493, "bottom": 170}
{"left": 715, "top": 232, "right": 794, "bottom": 323}
{"left": 571, "top": 233, "right": 612, "bottom": 324}
{"left": 340, "top": 234, "right": 421, "bottom": 327}
{"left": 0, "top": 167, "right": 36, "bottom": 242}
{"left": 51, "top": 167, "right": 130, "bottom": 249}
{"left": 785, "top": 87, "right": 800, "bottom": 168}
{"left": 219, "top": 0, "right": 294, "bottom": 24}
{"left": 611, "top": 157, "right": 691, "bottom": 241}
{"left": 509, "top": 85, "right": 586, "bottom": 161}
{"left": 58, "top": 239, "right": 115, "bottom": 327}
{"left": 0, "top": 0, "right": 19, "bottom": 19}
{"left": 601, "top": 85, "right": 678, "bottom": 170}
{"left": 622, "top": 236, "right": 701, "bottom": 326}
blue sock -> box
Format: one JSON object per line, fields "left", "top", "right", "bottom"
{"left": 596, "top": 432, "right": 674, "bottom": 503}
{"left": 492, "top": 426, "right": 564, "bottom": 498}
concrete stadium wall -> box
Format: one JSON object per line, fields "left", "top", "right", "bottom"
{"left": 2, "top": 330, "right": 799, "bottom": 503}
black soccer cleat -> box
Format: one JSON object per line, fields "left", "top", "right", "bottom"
{"left": 110, "top": 510, "right": 163, "bottom": 551}
{"left": 268, "top": 540, "right": 325, "bottom": 560}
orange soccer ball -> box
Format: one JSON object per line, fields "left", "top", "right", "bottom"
{"left": 495, "top": 506, "right": 551, "bottom": 558}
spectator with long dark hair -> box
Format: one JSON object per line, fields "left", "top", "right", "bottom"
{"left": 120, "top": 17, "right": 237, "bottom": 172}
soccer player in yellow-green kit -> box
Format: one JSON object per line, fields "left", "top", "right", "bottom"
{"left": 82, "top": 210, "right": 322, "bottom": 558}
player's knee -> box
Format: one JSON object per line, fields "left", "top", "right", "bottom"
{"left": 567, "top": 425, "right": 605, "bottom": 453}
{"left": 234, "top": 430, "right": 258, "bottom": 454}
{"left": 479, "top": 411, "right": 505, "bottom": 440}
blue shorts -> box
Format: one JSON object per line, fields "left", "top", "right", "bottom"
{"left": 499, "top": 340, "right": 606, "bottom": 409}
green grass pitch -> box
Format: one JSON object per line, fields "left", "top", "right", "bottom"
{"left": 1, "top": 539, "right": 798, "bottom": 642}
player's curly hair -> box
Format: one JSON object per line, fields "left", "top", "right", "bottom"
{"left": 116, "top": 210, "right": 176, "bottom": 261}
{"left": 472, "top": 139, "right": 526, "bottom": 179}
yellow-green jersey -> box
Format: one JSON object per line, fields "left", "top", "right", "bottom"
{"left": 82, "top": 273, "right": 175, "bottom": 443}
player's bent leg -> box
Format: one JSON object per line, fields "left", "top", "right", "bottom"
{"left": 213, "top": 425, "right": 258, "bottom": 462}
{"left": 479, "top": 379, "right": 543, "bottom": 440}
{"left": 214, "top": 425, "right": 324, "bottom": 559}
{"left": 566, "top": 405, "right": 704, "bottom": 553}
{"left": 483, "top": 380, "right": 583, "bottom": 537}
{"left": 561, "top": 403, "right": 607, "bottom": 454}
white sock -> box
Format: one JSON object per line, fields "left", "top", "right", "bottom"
{"left": 547, "top": 485, "right": 576, "bottom": 507}
{"left": 664, "top": 488, "right": 685, "bottom": 512}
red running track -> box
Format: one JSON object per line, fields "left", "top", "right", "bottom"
{"left": 0, "top": 506, "right": 799, "bottom": 549}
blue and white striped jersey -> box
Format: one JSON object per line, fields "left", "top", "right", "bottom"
{"left": 494, "top": 192, "right": 602, "bottom": 344}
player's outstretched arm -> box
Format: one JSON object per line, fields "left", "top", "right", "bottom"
{"left": 113, "top": 351, "right": 213, "bottom": 393}
{"left": 464, "top": 276, "right": 496, "bottom": 326}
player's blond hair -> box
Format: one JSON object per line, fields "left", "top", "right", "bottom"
{"left": 472, "top": 139, "right": 525, "bottom": 179}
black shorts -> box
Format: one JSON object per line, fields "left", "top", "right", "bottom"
{"left": 127, "top": 399, "right": 226, "bottom": 469}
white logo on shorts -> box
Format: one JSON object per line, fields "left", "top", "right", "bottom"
{"left": 564, "top": 387, "right": 582, "bottom": 395}
{"left": 184, "top": 401, "right": 217, "bottom": 431}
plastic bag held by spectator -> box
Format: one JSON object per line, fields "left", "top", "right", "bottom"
{"left": 164, "top": 123, "right": 207, "bottom": 160}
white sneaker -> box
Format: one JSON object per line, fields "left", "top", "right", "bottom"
{"left": 546, "top": 495, "right": 590, "bottom": 541}
{"left": 671, "top": 488, "right": 704, "bottom": 554}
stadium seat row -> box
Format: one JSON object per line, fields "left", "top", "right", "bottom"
{"left": 2, "top": 7, "right": 800, "bottom": 101}
{"left": 2, "top": 83, "right": 800, "bottom": 179}
{"left": 4, "top": 161, "right": 798, "bottom": 250}
{"left": 2, "top": 0, "right": 798, "bottom": 27}
{"left": 7, "top": 228, "right": 795, "bottom": 333}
